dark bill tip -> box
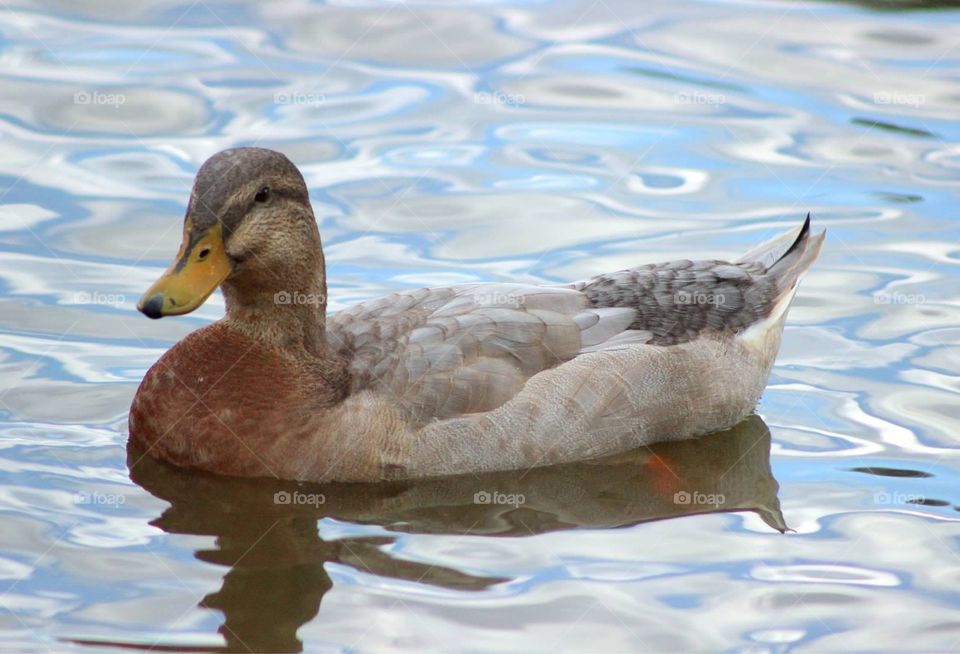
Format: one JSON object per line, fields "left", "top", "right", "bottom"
{"left": 138, "top": 294, "right": 165, "bottom": 320}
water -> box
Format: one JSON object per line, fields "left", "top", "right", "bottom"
{"left": 1, "top": 0, "right": 959, "bottom": 651}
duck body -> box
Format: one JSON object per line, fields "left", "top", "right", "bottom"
{"left": 129, "top": 148, "right": 824, "bottom": 482}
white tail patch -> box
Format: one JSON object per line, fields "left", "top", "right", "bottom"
{"left": 737, "top": 285, "right": 798, "bottom": 351}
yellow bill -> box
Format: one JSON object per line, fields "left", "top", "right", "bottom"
{"left": 137, "top": 221, "right": 231, "bottom": 319}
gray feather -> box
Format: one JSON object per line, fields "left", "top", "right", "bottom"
{"left": 576, "top": 216, "right": 821, "bottom": 346}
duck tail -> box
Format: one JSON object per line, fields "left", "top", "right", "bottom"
{"left": 733, "top": 215, "right": 825, "bottom": 350}
{"left": 739, "top": 213, "right": 826, "bottom": 299}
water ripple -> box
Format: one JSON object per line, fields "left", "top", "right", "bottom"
{"left": 0, "top": 0, "right": 958, "bottom": 651}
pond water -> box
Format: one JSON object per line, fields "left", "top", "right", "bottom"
{"left": 1, "top": 0, "right": 959, "bottom": 651}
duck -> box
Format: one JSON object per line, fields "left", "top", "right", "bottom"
{"left": 129, "top": 147, "right": 825, "bottom": 483}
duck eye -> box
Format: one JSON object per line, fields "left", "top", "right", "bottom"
{"left": 197, "top": 247, "right": 211, "bottom": 261}
{"left": 254, "top": 187, "right": 270, "bottom": 203}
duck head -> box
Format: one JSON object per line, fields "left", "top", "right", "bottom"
{"left": 137, "top": 148, "right": 327, "bottom": 322}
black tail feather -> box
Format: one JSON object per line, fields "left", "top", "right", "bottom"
{"left": 775, "top": 212, "right": 811, "bottom": 267}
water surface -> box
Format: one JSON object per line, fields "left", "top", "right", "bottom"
{"left": 1, "top": 0, "right": 959, "bottom": 651}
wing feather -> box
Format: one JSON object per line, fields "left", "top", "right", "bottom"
{"left": 328, "top": 284, "right": 627, "bottom": 423}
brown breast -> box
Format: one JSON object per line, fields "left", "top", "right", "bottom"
{"left": 128, "top": 322, "right": 333, "bottom": 478}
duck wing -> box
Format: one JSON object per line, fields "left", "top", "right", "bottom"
{"left": 326, "top": 283, "right": 639, "bottom": 424}
{"left": 327, "top": 217, "right": 824, "bottom": 430}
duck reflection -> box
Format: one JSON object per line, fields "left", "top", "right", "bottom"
{"left": 124, "top": 415, "right": 784, "bottom": 653}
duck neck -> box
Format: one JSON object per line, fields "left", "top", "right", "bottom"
{"left": 221, "top": 270, "right": 329, "bottom": 358}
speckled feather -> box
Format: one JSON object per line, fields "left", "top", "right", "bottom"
{"left": 573, "top": 259, "right": 775, "bottom": 345}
